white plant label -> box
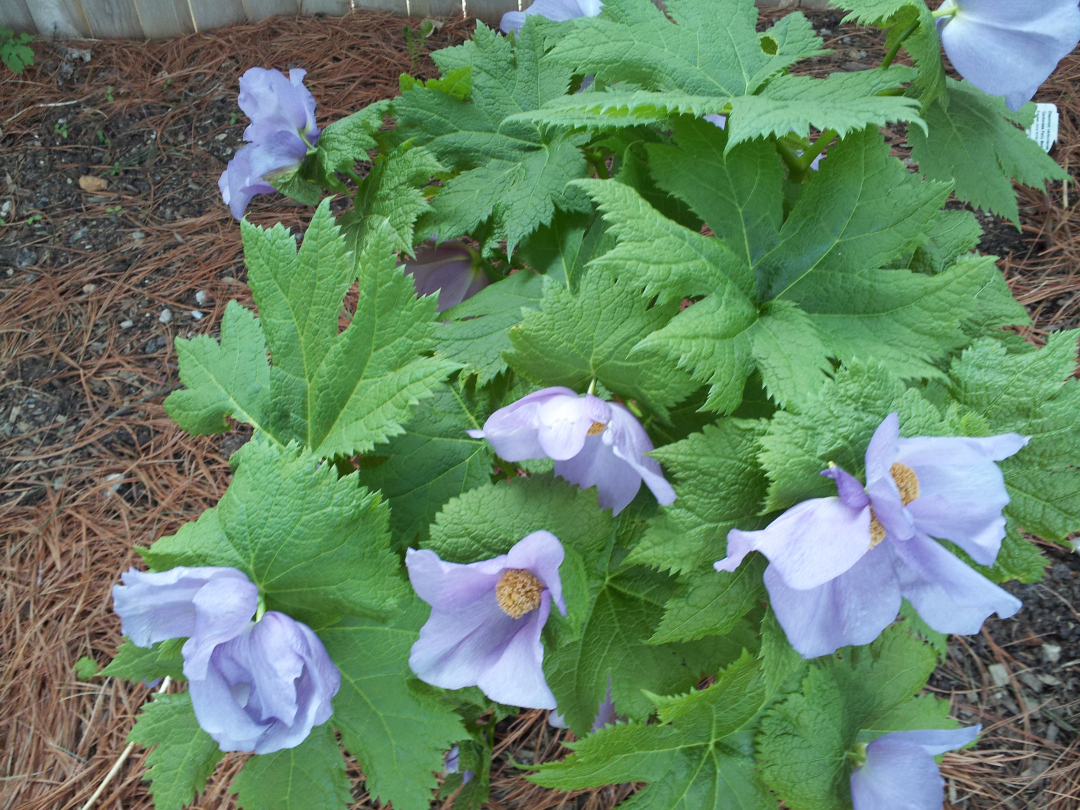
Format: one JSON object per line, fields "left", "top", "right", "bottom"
{"left": 1027, "top": 103, "right": 1060, "bottom": 153}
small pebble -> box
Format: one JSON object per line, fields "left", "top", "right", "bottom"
{"left": 104, "top": 473, "right": 124, "bottom": 493}
{"left": 120, "top": 319, "right": 133, "bottom": 329}
{"left": 52, "top": 477, "right": 64, "bottom": 490}
{"left": 190, "top": 310, "right": 203, "bottom": 321}
{"left": 159, "top": 308, "right": 173, "bottom": 324}
{"left": 130, "top": 230, "right": 145, "bottom": 241}
{"left": 988, "top": 663, "right": 1010, "bottom": 688}
{"left": 195, "top": 289, "right": 207, "bottom": 305}
{"left": 82, "top": 283, "right": 97, "bottom": 294}
{"left": 1042, "top": 643, "right": 1062, "bottom": 664}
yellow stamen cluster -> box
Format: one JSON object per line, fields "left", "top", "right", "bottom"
{"left": 587, "top": 420, "right": 608, "bottom": 436}
{"left": 867, "top": 463, "right": 921, "bottom": 549}
{"left": 495, "top": 569, "right": 544, "bottom": 619}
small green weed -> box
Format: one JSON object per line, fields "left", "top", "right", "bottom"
{"left": 105, "top": 85, "right": 114, "bottom": 102}
{"left": 105, "top": 205, "right": 122, "bottom": 215}
{"left": 0, "top": 27, "right": 33, "bottom": 75}
{"left": 54, "top": 121, "right": 69, "bottom": 139}
{"left": 26, "top": 213, "right": 42, "bottom": 225}
{"left": 402, "top": 19, "right": 441, "bottom": 72}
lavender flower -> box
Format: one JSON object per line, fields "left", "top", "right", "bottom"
{"left": 401, "top": 241, "right": 489, "bottom": 313}
{"left": 850, "top": 726, "right": 981, "bottom": 810}
{"left": 937, "top": 0, "right": 1080, "bottom": 111}
{"left": 406, "top": 531, "right": 566, "bottom": 709}
{"left": 112, "top": 566, "right": 340, "bottom": 754}
{"left": 501, "top": 0, "right": 603, "bottom": 34}
{"left": 468, "top": 388, "right": 675, "bottom": 515}
{"left": 219, "top": 68, "right": 320, "bottom": 219}
{"left": 715, "top": 413, "right": 1025, "bottom": 658}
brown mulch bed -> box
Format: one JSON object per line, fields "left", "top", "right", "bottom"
{"left": 1, "top": 8, "right": 1079, "bottom": 810}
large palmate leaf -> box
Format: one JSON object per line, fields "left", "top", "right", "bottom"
{"left": 165, "top": 201, "right": 456, "bottom": 458}
{"left": 949, "top": 331, "right": 1080, "bottom": 542}
{"left": 321, "top": 600, "right": 468, "bottom": 810}
{"left": 910, "top": 80, "right": 1070, "bottom": 224}
{"left": 142, "top": 440, "right": 406, "bottom": 627}
{"left": 514, "top": 0, "right": 921, "bottom": 141}
{"left": 394, "top": 21, "right": 591, "bottom": 254}
{"left": 230, "top": 724, "right": 353, "bottom": 810}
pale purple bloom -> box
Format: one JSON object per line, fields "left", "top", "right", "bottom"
{"left": 407, "top": 531, "right": 566, "bottom": 709}
{"left": 937, "top": 0, "right": 1080, "bottom": 111}
{"left": 219, "top": 68, "right": 320, "bottom": 219}
{"left": 549, "top": 680, "right": 622, "bottom": 732}
{"left": 715, "top": 413, "right": 1026, "bottom": 658}
{"left": 401, "top": 240, "right": 488, "bottom": 313}
{"left": 501, "top": 0, "right": 602, "bottom": 34}
{"left": 444, "top": 745, "right": 475, "bottom": 785}
{"left": 468, "top": 388, "right": 675, "bottom": 515}
{"left": 850, "top": 726, "right": 981, "bottom": 810}
{"left": 112, "top": 566, "right": 340, "bottom": 754}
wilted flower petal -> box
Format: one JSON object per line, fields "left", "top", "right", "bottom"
{"left": 938, "top": 0, "right": 1080, "bottom": 110}
{"left": 469, "top": 388, "right": 674, "bottom": 515}
{"left": 402, "top": 241, "right": 489, "bottom": 313}
{"left": 112, "top": 566, "right": 339, "bottom": 754}
{"left": 407, "top": 531, "right": 566, "bottom": 709}
{"left": 716, "top": 413, "right": 1026, "bottom": 657}
{"left": 850, "top": 726, "right": 981, "bottom": 810}
{"left": 219, "top": 67, "right": 320, "bottom": 219}
{"left": 501, "top": 0, "right": 603, "bottom": 34}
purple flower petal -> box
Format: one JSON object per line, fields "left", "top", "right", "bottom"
{"left": 188, "top": 611, "right": 339, "bottom": 754}
{"left": 896, "top": 433, "right": 1027, "bottom": 564}
{"left": 939, "top": 0, "right": 1080, "bottom": 111}
{"left": 238, "top": 67, "right": 318, "bottom": 145}
{"left": 500, "top": 0, "right": 603, "bottom": 34}
{"left": 877, "top": 725, "right": 981, "bottom": 756}
{"left": 112, "top": 566, "right": 253, "bottom": 648}
{"left": 537, "top": 393, "right": 610, "bottom": 460}
{"left": 892, "top": 532, "right": 1021, "bottom": 635}
{"left": 468, "top": 387, "right": 582, "bottom": 461}
{"left": 606, "top": 403, "right": 676, "bottom": 507}
{"left": 718, "top": 497, "right": 873, "bottom": 590}
{"left": 181, "top": 574, "right": 260, "bottom": 681}
{"left": 764, "top": 542, "right": 902, "bottom": 658}
{"left": 864, "top": 413, "right": 916, "bottom": 542}
{"left": 407, "top": 531, "right": 565, "bottom": 709}
{"left": 850, "top": 735, "right": 947, "bottom": 810}
{"left": 401, "top": 241, "right": 489, "bottom": 313}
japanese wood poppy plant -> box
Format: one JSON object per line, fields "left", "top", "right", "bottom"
{"left": 100, "top": 0, "right": 1080, "bottom": 808}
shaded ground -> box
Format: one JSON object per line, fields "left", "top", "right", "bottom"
{"left": 1, "top": 8, "right": 1079, "bottom": 810}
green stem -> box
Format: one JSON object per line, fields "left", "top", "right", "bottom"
{"left": 931, "top": 7, "right": 956, "bottom": 18}
{"left": 801, "top": 128, "right": 836, "bottom": 169}
{"left": 299, "top": 129, "right": 318, "bottom": 155}
{"left": 255, "top": 595, "right": 267, "bottom": 622}
{"left": 345, "top": 167, "right": 364, "bottom": 186}
{"left": 584, "top": 151, "right": 610, "bottom": 180}
{"left": 880, "top": 20, "right": 920, "bottom": 70}
{"left": 775, "top": 137, "right": 806, "bottom": 180}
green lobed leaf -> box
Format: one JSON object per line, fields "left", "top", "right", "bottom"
{"left": 101, "top": 638, "right": 186, "bottom": 682}
{"left": 506, "top": 270, "right": 700, "bottom": 419}
{"left": 532, "top": 652, "right": 779, "bottom": 809}
{"left": 230, "top": 723, "right": 352, "bottom": 810}
{"left": 321, "top": 600, "right": 468, "bottom": 810}
{"left": 127, "top": 692, "right": 224, "bottom": 810}
{"left": 359, "top": 376, "right": 496, "bottom": 552}
{"left": 318, "top": 99, "right": 390, "bottom": 174}
{"left": 435, "top": 271, "right": 545, "bottom": 387}
{"left": 142, "top": 440, "right": 406, "bottom": 627}
{"left": 910, "top": 80, "right": 1070, "bottom": 224}
{"left": 949, "top": 332, "right": 1080, "bottom": 541}
{"left": 757, "top": 626, "right": 954, "bottom": 810}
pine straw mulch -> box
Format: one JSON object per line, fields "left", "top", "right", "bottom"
{"left": 1, "top": 8, "right": 1079, "bottom": 810}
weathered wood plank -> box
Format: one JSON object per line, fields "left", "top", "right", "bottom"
{"left": 187, "top": 0, "right": 246, "bottom": 31}
{"left": 1, "top": 0, "right": 38, "bottom": 35}
{"left": 134, "top": 0, "right": 195, "bottom": 38}
{"left": 82, "top": 0, "right": 145, "bottom": 37}
{"left": 242, "top": 0, "right": 300, "bottom": 23}
{"left": 25, "top": 0, "right": 91, "bottom": 38}
{"left": 298, "top": 0, "right": 350, "bottom": 14}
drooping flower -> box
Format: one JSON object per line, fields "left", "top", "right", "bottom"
{"left": 218, "top": 68, "right": 320, "bottom": 219}
{"left": 501, "top": 0, "right": 603, "bottom": 34}
{"left": 468, "top": 387, "right": 675, "bottom": 515}
{"left": 715, "top": 413, "right": 1025, "bottom": 658}
{"left": 549, "top": 679, "right": 623, "bottom": 732}
{"left": 112, "top": 566, "right": 340, "bottom": 754}
{"left": 401, "top": 240, "right": 489, "bottom": 313}
{"left": 850, "top": 726, "right": 981, "bottom": 810}
{"left": 936, "top": 0, "right": 1080, "bottom": 111}
{"left": 407, "top": 531, "right": 566, "bottom": 709}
